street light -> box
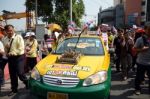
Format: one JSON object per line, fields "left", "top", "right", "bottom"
{"left": 70, "top": 0, "right": 72, "bottom": 23}
{"left": 35, "top": 0, "right": 38, "bottom": 24}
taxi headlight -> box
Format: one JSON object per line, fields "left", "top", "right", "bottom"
{"left": 83, "top": 71, "right": 107, "bottom": 86}
{"left": 31, "top": 68, "right": 40, "bottom": 81}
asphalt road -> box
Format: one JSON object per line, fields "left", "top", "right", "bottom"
{"left": 0, "top": 68, "right": 150, "bottom": 99}
{"left": 111, "top": 68, "right": 150, "bottom": 99}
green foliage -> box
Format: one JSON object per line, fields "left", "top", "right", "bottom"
{"left": 25, "top": 0, "right": 53, "bottom": 22}
{"left": 25, "top": 0, "right": 85, "bottom": 30}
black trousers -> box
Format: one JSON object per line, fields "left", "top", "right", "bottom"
{"left": 26, "top": 57, "right": 37, "bottom": 71}
{"left": 135, "top": 63, "right": 150, "bottom": 91}
{"left": 8, "top": 54, "right": 28, "bottom": 91}
{"left": 115, "top": 53, "right": 121, "bottom": 71}
{"left": 132, "top": 55, "right": 137, "bottom": 70}
{"left": 0, "top": 58, "right": 7, "bottom": 84}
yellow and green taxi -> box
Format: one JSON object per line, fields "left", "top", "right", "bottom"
{"left": 29, "top": 35, "right": 111, "bottom": 99}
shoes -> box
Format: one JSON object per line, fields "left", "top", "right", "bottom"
{"left": 8, "top": 90, "right": 18, "bottom": 96}
{"left": 135, "top": 90, "right": 141, "bottom": 95}
{"left": 144, "top": 73, "right": 148, "bottom": 78}
{"left": 0, "top": 79, "right": 5, "bottom": 87}
{"left": 1, "top": 80, "right": 5, "bottom": 85}
{"left": 123, "top": 76, "right": 127, "bottom": 81}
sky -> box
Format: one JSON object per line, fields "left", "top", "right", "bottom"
{"left": 0, "top": 0, "right": 113, "bottom": 30}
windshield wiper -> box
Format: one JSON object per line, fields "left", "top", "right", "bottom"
{"left": 74, "top": 28, "right": 86, "bottom": 50}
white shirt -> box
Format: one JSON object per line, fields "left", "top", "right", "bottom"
{"left": 0, "top": 40, "right": 4, "bottom": 52}
{"left": 0, "top": 40, "right": 7, "bottom": 59}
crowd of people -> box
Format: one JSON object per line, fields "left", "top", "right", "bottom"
{"left": 0, "top": 22, "right": 150, "bottom": 96}
{"left": 0, "top": 24, "right": 68, "bottom": 96}
{"left": 107, "top": 22, "right": 150, "bottom": 95}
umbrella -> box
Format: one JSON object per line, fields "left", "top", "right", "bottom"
{"left": 46, "top": 23, "right": 62, "bottom": 32}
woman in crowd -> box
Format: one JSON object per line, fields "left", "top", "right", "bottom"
{"left": 25, "top": 32, "right": 38, "bottom": 73}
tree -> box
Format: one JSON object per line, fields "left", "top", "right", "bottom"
{"left": 25, "top": 0, "right": 85, "bottom": 30}
{"left": 53, "top": 0, "right": 85, "bottom": 29}
{"left": 25, "top": 0, "right": 53, "bottom": 22}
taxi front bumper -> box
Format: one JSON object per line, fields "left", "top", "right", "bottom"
{"left": 29, "top": 78, "right": 110, "bottom": 99}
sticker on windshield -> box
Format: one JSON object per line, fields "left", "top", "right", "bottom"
{"left": 95, "top": 40, "right": 100, "bottom": 47}
{"left": 67, "top": 43, "right": 95, "bottom": 48}
{"left": 78, "top": 43, "right": 89, "bottom": 48}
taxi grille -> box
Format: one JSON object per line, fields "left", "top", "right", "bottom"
{"left": 43, "top": 75, "right": 79, "bottom": 88}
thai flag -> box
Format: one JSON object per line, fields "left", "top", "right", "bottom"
{"left": 83, "top": 20, "right": 94, "bottom": 29}
{"left": 97, "top": 26, "right": 101, "bottom": 35}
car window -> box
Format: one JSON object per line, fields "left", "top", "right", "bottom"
{"left": 54, "top": 37, "right": 104, "bottom": 55}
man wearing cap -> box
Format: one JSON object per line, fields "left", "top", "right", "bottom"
{"left": 134, "top": 22, "right": 150, "bottom": 95}
{"left": 3, "top": 25, "right": 28, "bottom": 96}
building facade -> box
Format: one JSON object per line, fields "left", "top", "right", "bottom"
{"left": 114, "top": 0, "right": 150, "bottom": 26}
{"left": 98, "top": 0, "right": 150, "bottom": 27}
{"left": 98, "top": 5, "right": 124, "bottom": 28}
{"left": 98, "top": 7, "right": 115, "bottom": 26}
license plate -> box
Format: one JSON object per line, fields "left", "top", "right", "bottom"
{"left": 47, "top": 92, "right": 68, "bottom": 99}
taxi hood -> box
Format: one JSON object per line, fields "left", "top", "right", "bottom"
{"left": 36, "top": 54, "right": 106, "bottom": 79}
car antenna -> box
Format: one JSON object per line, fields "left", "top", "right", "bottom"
{"left": 74, "top": 27, "right": 87, "bottom": 50}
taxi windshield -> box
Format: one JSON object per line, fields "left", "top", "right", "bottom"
{"left": 54, "top": 37, "right": 104, "bottom": 55}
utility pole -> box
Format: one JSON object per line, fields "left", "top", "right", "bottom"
{"left": 70, "top": 0, "right": 72, "bottom": 23}
{"left": 35, "top": 0, "right": 38, "bottom": 24}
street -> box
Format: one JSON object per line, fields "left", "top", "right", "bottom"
{"left": 0, "top": 0, "right": 150, "bottom": 99}
{"left": 0, "top": 68, "right": 150, "bottom": 99}
{"left": 111, "top": 68, "right": 150, "bottom": 99}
